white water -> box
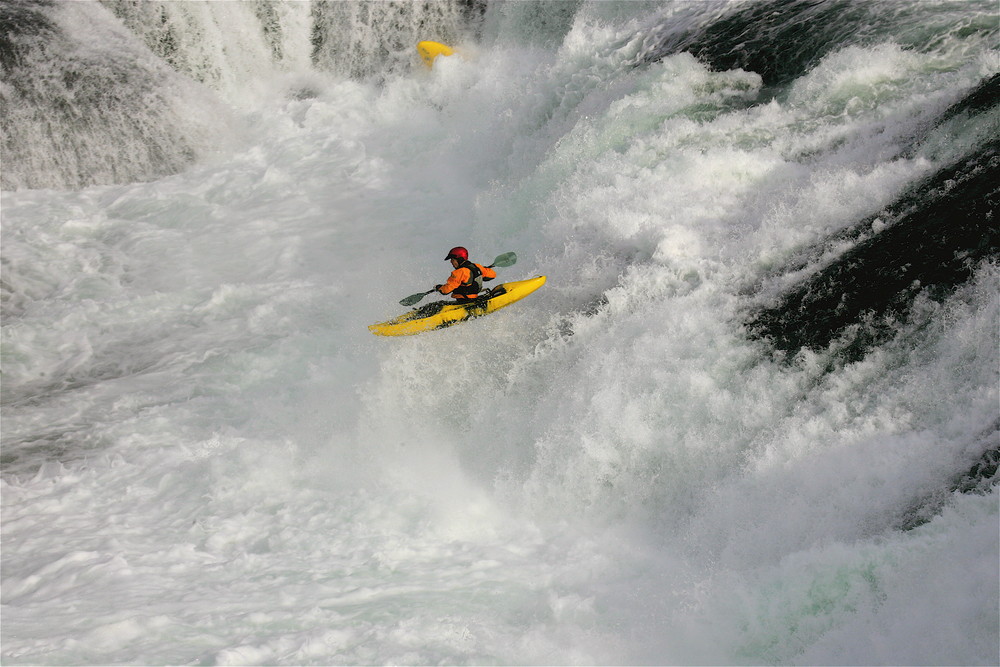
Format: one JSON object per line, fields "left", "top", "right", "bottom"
{"left": 2, "top": 1, "right": 998, "bottom": 664}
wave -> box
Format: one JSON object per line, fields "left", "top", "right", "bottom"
{"left": 1, "top": 1, "right": 997, "bottom": 664}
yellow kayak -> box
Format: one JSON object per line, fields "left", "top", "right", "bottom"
{"left": 416, "top": 40, "right": 455, "bottom": 69}
{"left": 369, "top": 276, "right": 547, "bottom": 336}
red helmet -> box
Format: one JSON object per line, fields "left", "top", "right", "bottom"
{"left": 445, "top": 246, "right": 468, "bottom": 261}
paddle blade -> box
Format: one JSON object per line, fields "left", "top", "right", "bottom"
{"left": 400, "top": 290, "right": 433, "bottom": 306}
{"left": 491, "top": 251, "right": 517, "bottom": 268}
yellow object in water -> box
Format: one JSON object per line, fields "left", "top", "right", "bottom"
{"left": 417, "top": 40, "right": 455, "bottom": 68}
{"left": 369, "top": 276, "right": 547, "bottom": 336}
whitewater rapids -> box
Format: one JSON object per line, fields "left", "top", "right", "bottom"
{"left": 2, "top": 1, "right": 997, "bottom": 664}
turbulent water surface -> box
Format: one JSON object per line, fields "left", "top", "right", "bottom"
{"left": 2, "top": 1, "right": 998, "bottom": 664}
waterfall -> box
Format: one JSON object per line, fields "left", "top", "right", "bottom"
{"left": 1, "top": 0, "right": 481, "bottom": 191}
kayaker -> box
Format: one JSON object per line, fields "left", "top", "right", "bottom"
{"left": 436, "top": 246, "right": 497, "bottom": 300}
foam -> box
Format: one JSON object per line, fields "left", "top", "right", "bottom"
{"left": 2, "top": 1, "right": 997, "bottom": 664}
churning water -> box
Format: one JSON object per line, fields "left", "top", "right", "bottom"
{"left": 2, "top": 1, "right": 998, "bottom": 664}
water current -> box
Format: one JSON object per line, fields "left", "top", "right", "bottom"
{"left": 2, "top": 1, "right": 998, "bottom": 664}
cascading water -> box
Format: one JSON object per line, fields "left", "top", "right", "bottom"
{"left": 0, "top": 0, "right": 229, "bottom": 191}
{"left": 0, "top": 0, "right": 481, "bottom": 190}
{"left": 2, "top": 1, "right": 997, "bottom": 664}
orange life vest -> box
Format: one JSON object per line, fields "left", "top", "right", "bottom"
{"left": 441, "top": 261, "right": 496, "bottom": 299}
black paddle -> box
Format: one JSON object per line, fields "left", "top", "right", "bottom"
{"left": 399, "top": 252, "right": 517, "bottom": 306}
